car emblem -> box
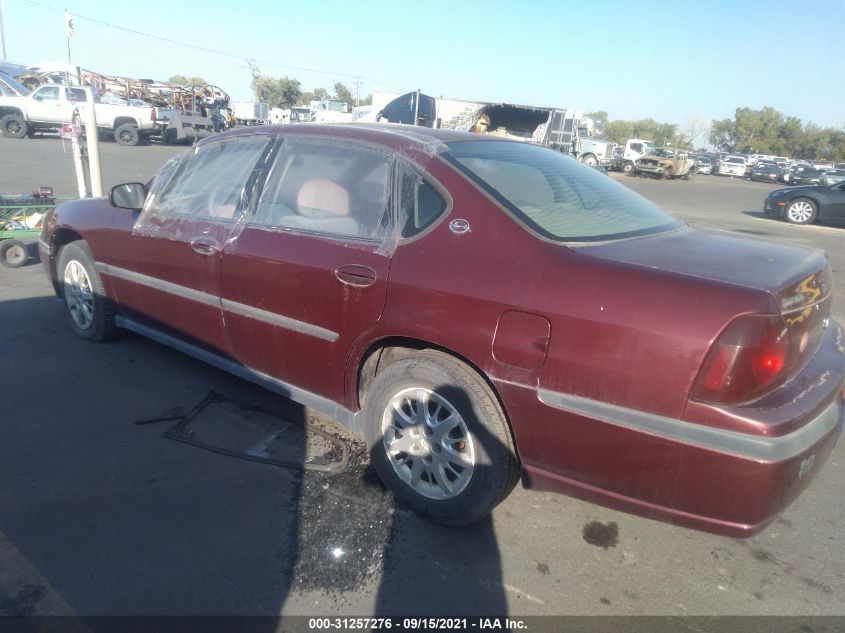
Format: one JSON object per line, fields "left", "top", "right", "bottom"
{"left": 449, "top": 219, "right": 471, "bottom": 235}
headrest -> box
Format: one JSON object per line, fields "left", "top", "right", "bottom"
{"left": 296, "top": 179, "right": 350, "bottom": 217}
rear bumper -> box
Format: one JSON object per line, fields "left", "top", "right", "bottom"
{"left": 507, "top": 322, "right": 845, "bottom": 537}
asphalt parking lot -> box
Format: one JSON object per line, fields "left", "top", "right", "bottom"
{"left": 1, "top": 135, "right": 843, "bottom": 624}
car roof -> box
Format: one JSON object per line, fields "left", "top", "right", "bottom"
{"left": 203, "top": 123, "right": 506, "bottom": 156}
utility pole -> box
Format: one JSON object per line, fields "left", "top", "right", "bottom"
{"left": 0, "top": 0, "right": 8, "bottom": 61}
{"left": 353, "top": 76, "right": 362, "bottom": 107}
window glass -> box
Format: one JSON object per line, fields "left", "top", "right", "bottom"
{"left": 254, "top": 139, "right": 392, "bottom": 240}
{"left": 446, "top": 140, "right": 680, "bottom": 242}
{"left": 66, "top": 88, "right": 88, "bottom": 102}
{"left": 34, "top": 86, "right": 59, "bottom": 101}
{"left": 147, "top": 136, "right": 271, "bottom": 220}
{"left": 399, "top": 165, "right": 447, "bottom": 238}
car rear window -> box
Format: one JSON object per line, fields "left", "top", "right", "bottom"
{"left": 444, "top": 140, "right": 681, "bottom": 242}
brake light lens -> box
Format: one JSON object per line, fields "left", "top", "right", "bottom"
{"left": 150, "top": 108, "right": 157, "bottom": 122}
{"left": 693, "top": 315, "right": 790, "bottom": 405}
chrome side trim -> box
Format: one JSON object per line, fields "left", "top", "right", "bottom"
{"left": 97, "top": 263, "right": 219, "bottom": 308}
{"left": 115, "top": 316, "right": 360, "bottom": 432}
{"left": 222, "top": 299, "right": 338, "bottom": 342}
{"left": 537, "top": 388, "right": 840, "bottom": 463}
{"left": 98, "top": 263, "right": 338, "bottom": 342}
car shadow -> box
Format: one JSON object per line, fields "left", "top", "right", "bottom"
{"left": 0, "top": 293, "right": 512, "bottom": 622}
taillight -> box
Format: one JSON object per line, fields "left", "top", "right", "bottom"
{"left": 692, "top": 315, "right": 790, "bottom": 405}
{"left": 150, "top": 108, "right": 156, "bottom": 122}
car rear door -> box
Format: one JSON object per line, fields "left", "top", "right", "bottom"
{"left": 103, "top": 135, "right": 273, "bottom": 355}
{"left": 220, "top": 137, "right": 394, "bottom": 404}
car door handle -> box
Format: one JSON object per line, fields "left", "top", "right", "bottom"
{"left": 335, "top": 264, "right": 377, "bottom": 287}
{"left": 190, "top": 238, "right": 218, "bottom": 255}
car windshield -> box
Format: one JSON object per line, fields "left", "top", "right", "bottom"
{"left": 0, "top": 71, "right": 30, "bottom": 96}
{"left": 726, "top": 157, "right": 745, "bottom": 164}
{"left": 646, "top": 148, "right": 675, "bottom": 158}
{"left": 445, "top": 140, "right": 681, "bottom": 242}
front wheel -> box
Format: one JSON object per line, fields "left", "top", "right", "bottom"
{"left": 57, "top": 241, "right": 118, "bottom": 341}
{"left": 580, "top": 154, "right": 598, "bottom": 167}
{"left": 622, "top": 161, "right": 634, "bottom": 175}
{"left": 0, "top": 113, "right": 29, "bottom": 139}
{"left": 784, "top": 198, "right": 817, "bottom": 225}
{"left": 363, "top": 350, "right": 519, "bottom": 526}
{"left": 0, "top": 239, "right": 29, "bottom": 268}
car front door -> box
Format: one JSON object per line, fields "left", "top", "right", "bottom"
{"left": 27, "top": 85, "right": 70, "bottom": 123}
{"left": 221, "top": 137, "right": 394, "bottom": 404}
{"left": 103, "top": 135, "right": 273, "bottom": 355}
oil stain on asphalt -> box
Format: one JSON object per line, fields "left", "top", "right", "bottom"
{"left": 582, "top": 521, "right": 619, "bottom": 549}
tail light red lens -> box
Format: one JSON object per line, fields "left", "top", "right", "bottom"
{"left": 693, "top": 315, "right": 790, "bottom": 405}
{"left": 151, "top": 108, "right": 157, "bottom": 122}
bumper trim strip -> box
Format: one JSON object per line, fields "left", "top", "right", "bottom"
{"left": 536, "top": 388, "right": 840, "bottom": 463}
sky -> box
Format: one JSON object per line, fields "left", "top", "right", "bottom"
{"left": 1, "top": 0, "right": 843, "bottom": 132}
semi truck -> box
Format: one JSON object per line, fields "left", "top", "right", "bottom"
{"left": 372, "top": 91, "right": 616, "bottom": 167}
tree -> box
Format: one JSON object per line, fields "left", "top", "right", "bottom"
{"left": 333, "top": 82, "right": 354, "bottom": 106}
{"left": 299, "top": 91, "right": 314, "bottom": 106}
{"left": 313, "top": 87, "right": 329, "bottom": 101}
{"left": 252, "top": 76, "right": 301, "bottom": 108}
{"left": 709, "top": 119, "right": 736, "bottom": 152}
{"left": 360, "top": 93, "right": 373, "bottom": 106}
{"left": 169, "top": 75, "right": 208, "bottom": 86}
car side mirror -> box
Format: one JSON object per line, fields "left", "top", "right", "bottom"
{"left": 110, "top": 182, "right": 147, "bottom": 211}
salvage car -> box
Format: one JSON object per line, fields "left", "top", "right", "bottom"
{"left": 39, "top": 125, "right": 844, "bottom": 536}
{"left": 693, "top": 155, "right": 713, "bottom": 175}
{"left": 749, "top": 160, "right": 780, "bottom": 182}
{"left": 820, "top": 169, "right": 845, "bottom": 186}
{"left": 715, "top": 155, "right": 747, "bottom": 177}
{"left": 791, "top": 166, "right": 826, "bottom": 186}
{"left": 763, "top": 180, "right": 845, "bottom": 225}
{"left": 633, "top": 147, "right": 695, "bottom": 179}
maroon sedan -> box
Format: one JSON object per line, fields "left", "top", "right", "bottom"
{"left": 39, "top": 124, "right": 844, "bottom": 536}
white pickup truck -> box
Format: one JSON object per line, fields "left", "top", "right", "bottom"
{"left": 0, "top": 76, "right": 158, "bottom": 146}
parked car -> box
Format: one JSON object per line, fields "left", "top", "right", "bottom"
{"left": 633, "top": 147, "right": 695, "bottom": 179}
{"left": 749, "top": 161, "right": 780, "bottom": 182}
{"left": 693, "top": 155, "right": 712, "bottom": 174}
{"left": 790, "top": 166, "right": 826, "bottom": 186}
{"left": 764, "top": 181, "right": 845, "bottom": 225}
{"left": 39, "top": 125, "right": 844, "bottom": 536}
{"left": 715, "top": 155, "right": 747, "bottom": 177}
{"left": 820, "top": 169, "right": 845, "bottom": 186}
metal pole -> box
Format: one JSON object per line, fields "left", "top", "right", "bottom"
{"left": 81, "top": 87, "right": 103, "bottom": 197}
{"left": 70, "top": 110, "right": 88, "bottom": 198}
{"left": 414, "top": 89, "right": 420, "bottom": 127}
{"left": 0, "top": 0, "right": 7, "bottom": 61}
{"left": 66, "top": 37, "right": 71, "bottom": 84}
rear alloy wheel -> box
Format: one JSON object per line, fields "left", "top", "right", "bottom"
{"left": 114, "top": 123, "right": 140, "bottom": 146}
{"left": 364, "top": 350, "right": 519, "bottom": 526}
{"left": 58, "top": 241, "right": 118, "bottom": 341}
{"left": 784, "top": 198, "right": 817, "bottom": 225}
{"left": 0, "top": 113, "right": 29, "bottom": 139}
{"left": 0, "top": 239, "right": 28, "bottom": 268}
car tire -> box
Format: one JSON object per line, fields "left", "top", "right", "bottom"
{"left": 0, "top": 239, "right": 29, "bottom": 268}
{"left": 57, "top": 241, "right": 118, "bottom": 342}
{"left": 0, "top": 113, "right": 29, "bottom": 139}
{"left": 784, "top": 198, "right": 817, "bottom": 225}
{"left": 114, "top": 123, "right": 140, "bottom": 146}
{"left": 622, "top": 162, "right": 634, "bottom": 175}
{"left": 580, "top": 154, "right": 598, "bottom": 167}
{"left": 363, "top": 350, "right": 520, "bottom": 526}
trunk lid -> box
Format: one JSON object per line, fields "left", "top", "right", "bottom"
{"left": 582, "top": 226, "right": 833, "bottom": 401}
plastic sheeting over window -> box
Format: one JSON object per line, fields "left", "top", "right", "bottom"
{"left": 134, "top": 136, "right": 273, "bottom": 241}
{"left": 251, "top": 138, "right": 406, "bottom": 256}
